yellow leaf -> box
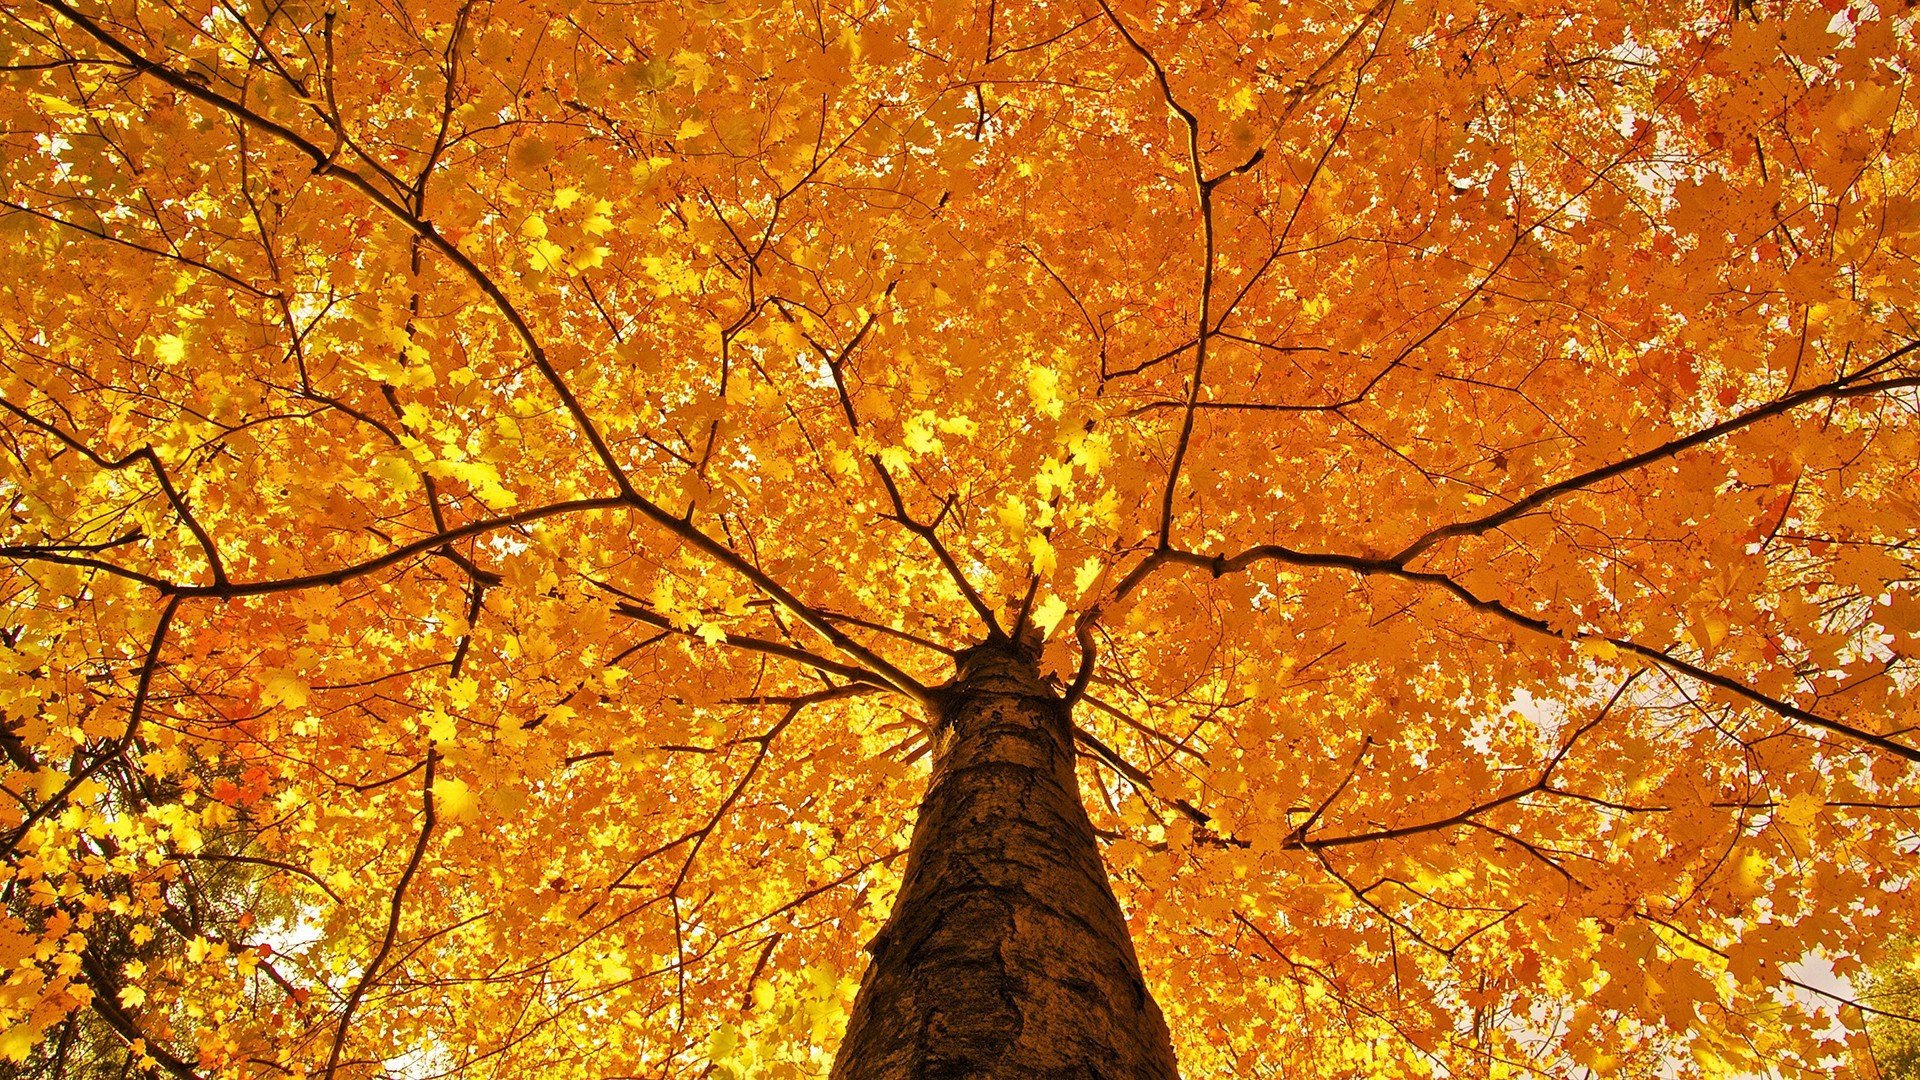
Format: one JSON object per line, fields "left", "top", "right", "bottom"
{"left": 1074, "top": 558, "right": 1104, "bottom": 597}
{"left": 432, "top": 777, "right": 476, "bottom": 819}
{"left": 0, "top": 1025, "right": 35, "bottom": 1062}
{"left": 526, "top": 238, "right": 568, "bottom": 273}
{"left": 903, "top": 413, "right": 940, "bottom": 455}
{"left": 152, "top": 334, "right": 187, "bottom": 365}
{"left": 1026, "top": 365, "right": 1064, "bottom": 419}
{"left": 261, "top": 672, "right": 310, "bottom": 709}
{"left": 1028, "top": 536, "right": 1057, "bottom": 577}
{"left": 1032, "top": 595, "right": 1068, "bottom": 637}
{"left": 1779, "top": 792, "right": 1822, "bottom": 828}
{"left": 1688, "top": 612, "right": 1729, "bottom": 652}
{"left": 32, "top": 92, "right": 82, "bottom": 116}
{"left": 426, "top": 709, "right": 458, "bottom": 746}
{"left": 1577, "top": 638, "right": 1620, "bottom": 662}
{"left": 448, "top": 677, "right": 480, "bottom": 710}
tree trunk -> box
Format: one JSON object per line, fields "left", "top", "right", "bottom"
{"left": 832, "top": 644, "right": 1180, "bottom": 1079}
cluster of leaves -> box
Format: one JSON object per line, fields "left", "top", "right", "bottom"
{"left": 0, "top": 0, "right": 1916, "bottom": 1076}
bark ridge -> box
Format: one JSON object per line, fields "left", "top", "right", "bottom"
{"left": 833, "top": 645, "right": 1179, "bottom": 1079}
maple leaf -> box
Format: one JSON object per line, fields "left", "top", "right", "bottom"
{"left": 0, "top": 0, "right": 1917, "bottom": 1077}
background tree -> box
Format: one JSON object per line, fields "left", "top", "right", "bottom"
{"left": 0, "top": 0, "right": 1917, "bottom": 1076}
{"left": 1865, "top": 939, "right": 1920, "bottom": 1078}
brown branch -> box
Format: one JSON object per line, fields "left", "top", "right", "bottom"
{"left": 1293, "top": 734, "right": 1373, "bottom": 845}
{"left": 78, "top": 949, "right": 203, "bottom": 1080}
{"left": 323, "top": 748, "right": 439, "bottom": 1080}
{"left": 184, "top": 498, "right": 624, "bottom": 598}
{"left": 1305, "top": 675, "right": 1641, "bottom": 849}
{"left": 1638, "top": 912, "right": 1920, "bottom": 1024}
{"left": 803, "top": 306, "right": 1006, "bottom": 642}
{"left": 0, "top": 395, "right": 228, "bottom": 586}
{"left": 619, "top": 495, "right": 935, "bottom": 705}
{"left": 4, "top": 594, "right": 180, "bottom": 858}
{"left": 0, "top": 197, "right": 275, "bottom": 299}
{"left": 608, "top": 700, "right": 806, "bottom": 892}
{"left": 35, "top": 0, "right": 935, "bottom": 709}
{"left": 181, "top": 851, "right": 344, "bottom": 904}
{"left": 1156, "top": 546, "right": 1920, "bottom": 764}
{"left": 1405, "top": 570, "right": 1920, "bottom": 765}
{"left": 1094, "top": 0, "right": 1217, "bottom": 550}
{"left": 610, "top": 601, "right": 898, "bottom": 693}
{"left": 1071, "top": 723, "right": 1214, "bottom": 830}
{"left": 1392, "top": 350, "right": 1920, "bottom": 563}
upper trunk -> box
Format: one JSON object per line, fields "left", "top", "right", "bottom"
{"left": 832, "top": 644, "right": 1180, "bottom": 1079}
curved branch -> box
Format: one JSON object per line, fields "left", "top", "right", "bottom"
{"left": 1157, "top": 547, "right": 1920, "bottom": 764}
{"left": 189, "top": 499, "right": 625, "bottom": 598}
{"left": 1305, "top": 675, "right": 1642, "bottom": 849}
{"left": 34, "top": 0, "right": 636, "bottom": 501}
{"left": 802, "top": 306, "right": 1006, "bottom": 642}
{"left": 78, "top": 949, "right": 204, "bottom": 1080}
{"left": 1094, "top": 0, "right": 1263, "bottom": 550}
{"left": 1, "top": 396, "right": 228, "bottom": 586}
{"left": 33, "top": 0, "right": 935, "bottom": 709}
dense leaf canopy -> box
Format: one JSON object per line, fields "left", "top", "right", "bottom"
{"left": 1, "top": 0, "right": 1918, "bottom": 1075}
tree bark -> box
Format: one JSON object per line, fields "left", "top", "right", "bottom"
{"left": 832, "top": 644, "right": 1180, "bottom": 1079}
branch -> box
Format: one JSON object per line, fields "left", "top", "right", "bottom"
{"left": 1292, "top": 734, "right": 1373, "bottom": 845}
{"left": 802, "top": 306, "right": 1006, "bottom": 641}
{"left": 78, "top": 949, "right": 204, "bottom": 1080}
{"left": 33, "top": 0, "right": 936, "bottom": 709}
{"left": 192, "top": 499, "right": 624, "bottom": 598}
{"left": 1405, "top": 570, "right": 1920, "bottom": 765}
{"left": 0, "top": 395, "right": 228, "bottom": 586}
{"left": 1093, "top": 0, "right": 1261, "bottom": 551}
{"left": 1071, "top": 723, "right": 1214, "bottom": 830}
{"left": 0, "top": 197, "right": 275, "bottom": 299}
{"left": 610, "top": 602, "right": 900, "bottom": 693}
{"left": 1158, "top": 546, "right": 1920, "bottom": 764}
{"left": 323, "top": 749, "right": 439, "bottom": 1080}
{"left": 1639, "top": 912, "right": 1920, "bottom": 1025}
{"left": 1304, "top": 675, "right": 1641, "bottom": 849}
{"left": 181, "top": 851, "right": 344, "bottom": 904}
{"left": 4, "top": 595, "right": 180, "bottom": 858}
{"left": 1393, "top": 350, "right": 1920, "bottom": 563}
{"left": 608, "top": 698, "right": 809, "bottom": 892}
{"left": 33, "top": 0, "right": 637, "bottom": 501}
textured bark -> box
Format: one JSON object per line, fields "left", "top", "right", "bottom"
{"left": 832, "top": 644, "right": 1180, "bottom": 1079}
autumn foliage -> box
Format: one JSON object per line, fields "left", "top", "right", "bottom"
{"left": 1, "top": 0, "right": 1919, "bottom": 1074}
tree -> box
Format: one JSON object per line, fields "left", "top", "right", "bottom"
{"left": 0, "top": 0, "right": 1916, "bottom": 1074}
{"left": 1864, "top": 938, "right": 1920, "bottom": 1078}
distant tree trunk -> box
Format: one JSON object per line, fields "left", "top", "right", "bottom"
{"left": 832, "top": 643, "right": 1180, "bottom": 1079}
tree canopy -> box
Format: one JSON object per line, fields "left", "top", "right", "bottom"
{"left": 1, "top": 0, "right": 1918, "bottom": 1075}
